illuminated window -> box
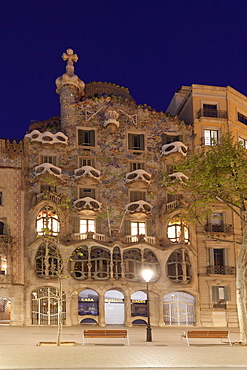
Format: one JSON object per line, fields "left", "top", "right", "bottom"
{"left": 0, "top": 255, "right": 7, "bottom": 275}
{"left": 204, "top": 129, "right": 218, "bottom": 145}
{"left": 80, "top": 219, "right": 95, "bottom": 234}
{"left": 167, "top": 216, "right": 189, "bottom": 243}
{"left": 36, "top": 206, "right": 60, "bottom": 236}
{"left": 239, "top": 137, "right": 247, "bottom": 149}
{"left": 131, "top": 222, "right": 146, "bottom": 238}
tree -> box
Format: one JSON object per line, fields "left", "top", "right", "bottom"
{"left": 168, "top": 133, "right": 247, "bottom": 344}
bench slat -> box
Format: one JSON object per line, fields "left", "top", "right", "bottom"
{"left": 82, "top": 329, "right": 129, "bottom": 345}
{"left": 181, "top": 330, "right": 232, "bottom": 346}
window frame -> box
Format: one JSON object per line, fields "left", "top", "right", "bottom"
{"left": 128, "top": 133, "right": 145, "bottom": 152}
{"left": 237, "top": 112, "right": 247, "bottom": 125}
{"left": 129, "top": 190, "right": 147, "bottom": 202}
{"left": 203, "top": 128, "right": 219, "bottom": 145}
{"left": 79, "top": 218, "right": 96, "bottom": 234}
{"left": 78, "top": 157, "right": 95, "bottom": 167}
{"left": 77, "top": 128, "right": 96, "bottom": 147}
{"left": 40, "top": 155, "right": 57, "bottom": 166}
{"left": 129, "top": 161, "right": 145, "bottom": 171}
{"left": 79, "top": 188, "right": 96, "bottom": 199}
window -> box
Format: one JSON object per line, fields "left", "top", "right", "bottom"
{"left": 69, "top": 246, "right": 88, "bottom": 280}
{"left": 78, "top": 129, "right": 95, "bottom": 147}
{"left": 162, "top": 134, "right": 181, "bottom": 145}
{"left": 79, "top": 188, "right": 95, "bottom": 199}
{"left": 41, "top": 156, "right": 57, "bottom": 165}
{"left": 212, "top": 286, "right": 230, "bottom": 309}
{"left": 164, "top": 292, "right": 195, "bottom": 325}
{"left": 40, "top": 184, "right": 56, "bottom": 193}
{"left": 0, "top": 255, "right": 7, "bottom": 275}
{"left": 128, "top": 134, "right": 145, "bottom": 151}
{"left": 36, "top": 206, "right": 60, "bottom": 236}
{"left": 239, "top": 137, "right": 247, "bottom": 149}
{"left": 91, "top": 247, "right": 110, "bottom": 280}
{"left": 35, "top": 243, "right": 62, "bottom": 278}
{"left": 124, "top": 248, "right": 142, "bottom": 281}
{"left": 238, "top": 112, "right": 247, "bottom": 125}
{"left": 166, "top": 248, "right": 191, "bottom": 283}
{"left": 80, "top": 219, "right": 95, "bottom": 234}
{"left": 167, "top": 216, "right": 189, "bottom": 243}
{"left": 130, "top": 191, "right": 146, "bottom": 202}
{"left": 202, "top": 104, "right": 218, "bottom": 117}
{"left": 131, "top": 221, "right": 146, "bottom": 237}
{"left": 130, "top": 162, "right": 145, "bottom": 171}
{"left": 0, "top": 192, "right": 2, "bottom": 206}
{"left": 204, "top": 129, "right": 218, "bottom": 145}
{"left": 79, "top": 157, "right": 95, "bottom": 167}
{"left": 207, "top": 248, "right": 230, "bottom": 274}
{"left": 32, "top": 287, "right": 66, "bottom": 325}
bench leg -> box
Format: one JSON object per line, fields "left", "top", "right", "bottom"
{"left": 82, "top": 331, "right": 84, "bottom": 346}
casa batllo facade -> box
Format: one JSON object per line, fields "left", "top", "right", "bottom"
{"left": 0, "top": 49, "right": 246, "bottom": 328}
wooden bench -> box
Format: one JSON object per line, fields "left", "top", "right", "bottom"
{"left": 181, "top": 330, "right": 232, "bottom": 346}
{"left": 82, "top": 329, "right": 130, "bottom": 346}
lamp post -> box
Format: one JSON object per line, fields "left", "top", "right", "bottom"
{"left": 142, "top": 268, "right": 153, "bottom": 342}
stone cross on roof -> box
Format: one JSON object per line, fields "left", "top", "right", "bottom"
{"left": 62, "top": 48, "right": 78, "bottom": 77}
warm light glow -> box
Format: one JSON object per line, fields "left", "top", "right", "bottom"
{"left": 142, "top": 269, "right": 153, "bottom": 282}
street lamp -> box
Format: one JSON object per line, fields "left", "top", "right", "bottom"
{"left": 142, "top": 268, "right": 153, "bottom": 342}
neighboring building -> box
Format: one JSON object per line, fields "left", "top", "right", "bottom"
{"left": 2, "top": 51, "right": 247, "bottom": 327}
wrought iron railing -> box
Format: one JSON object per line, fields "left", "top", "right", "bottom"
{"left": 206, "top": 265, "right": 236, "bottom": 275}
{"left": 205, "top": 223, "right": 233, "bottom": 233}
{"left": 198, "top": 108, "right": 227, "bottom": 119}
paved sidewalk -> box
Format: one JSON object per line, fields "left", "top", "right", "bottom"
{"left": 0, "top": 325, "right": 246, "bottom": 370}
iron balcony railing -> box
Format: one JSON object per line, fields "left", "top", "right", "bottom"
{"left": 198, "top": 108, "right": 228, "bottom": 119}
{"left": 205, "top": 223, "right": 233, "bottom": 233}
{"left": 206, "top": 265, "right": 236, "bottom": 275}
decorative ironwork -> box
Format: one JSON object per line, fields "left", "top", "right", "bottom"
{"left": 206, "top": 265, "right": 236, "bottom": 275}
{"left": 205, "top": 223, "right": 233, "bottom": 233}
{"left": 198, "top": 108, "right": 227, "bottom": 119}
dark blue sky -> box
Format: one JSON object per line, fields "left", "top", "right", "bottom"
{"left": 1, "top": 0, "right": 247, "bottom": 139}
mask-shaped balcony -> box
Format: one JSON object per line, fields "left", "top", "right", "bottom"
{"left": 74, "top": 197, "right": 102, "bottom": 215}
{"left": 25, "top": 130, "right": 68, "bottom": 145}
{"left": 125, "top": 200, "right": 152, "bottom": 218}
{"left": 125, "top": 169, "right": 151, "bottom": 188}
{"left": 161, "top": 141, "right": 187, "bottom": 157}
{"left": 34, "top": 163, "right": 62, "bottom": 178}
{"left": 74, "top": 166, "right": 101, "bottom": 185}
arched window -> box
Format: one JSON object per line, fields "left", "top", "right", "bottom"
{"left": 31, "top": 287, "right": 66, "bottom": 325}
{"left": 166, "top": 248, "right": 191, "bottom": 283}
{"left": 163, "top": 292, "right": 195, "bottom": 326}
{"left": 69, "top": 246, "right": 88, "bottom": 280}
{"left": 36, "top": 206, "right": 60, "bottom": 236}
{"left": 123, "top": 248, "right": 141, "bottom": 281}
{"left": 35, "top": 242, "right": 62, "bottom": 278}
{"left": 167, "top": 215, "right": 189, "bottom": 243}
{"left": 91, "top": 247, "right": 110, "bottom": 280}
{"left": 143, "top": 249, "right": 160, "bottom": 281}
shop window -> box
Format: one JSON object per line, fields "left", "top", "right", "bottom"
{"left": 69, "top": 246, "right": 88, "bottom": 280}
{"left": 79, "top": 188, "right": 95, "bottom": 199}
{"left": 36, "top": 206, "right": 60, "bottom": 236}
{"left": 128, "top": 134, "right": 145, "bottom": 151}
{"left": 0, "top": 297, "right": 11, "bottom": 323}
{"left": 131, "top": 291, "right": 147, "bottom": 317}
{"left": 166, "top": 248, "right": 191, "bottom": 283}
{"left": 164, "top": 292, "right": 195, "bottom": 325}
{"left": 31, "top": 287, "right": 66, "bottom": 325}
{"left": 167, "top": 215, "right": 189, "bottom": 243}
{"left": 78, "top": 129, "right": 95, "bottom": 147}
{"left": 0, "top": 255, "right": 7, "bottom": 275}
{"left": 78, "top": 289, "right": 99, "bottom": 316}
{"left": 35, "top": 243, "right": 62, "bottom": 278}
{"left": 204, "top": 129, "right": 218, "bottom": 145}
{"left": 212, "top": 286, "right": 230, "bottom": 309}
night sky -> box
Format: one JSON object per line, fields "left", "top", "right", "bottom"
{"left": 1, "top": 0, "right": 247, "bottom": 139}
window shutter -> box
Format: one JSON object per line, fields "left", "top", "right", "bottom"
{"left": 128, "top": 134, "right": 133, "bottom": 150}
{"left": 124, "top": 220, "right": 131, "bottom": 235}
{"left": 78, "top": 130, "right": 84, "bottom": 145}
{"left": 209, "top": 248, "right": 214, "bottom": 266}
{"left": 161, "top": 134, "right": 167, "bottom": 145}
{"left": 89, "top": 130, "right": 95, "bottom": 146}
{"left": 73, "top": 217, "right": 80, "bottom": 233}
{"left": 146, "top": 220, "right": 152, "bottom": 236}
{"left": 139, "top": 134, "right": 144, "bottom": 150}
{"left": 212, "top": 286, "right": 219, "bottom": 301}
{"left": 96, "top": 218, "right": 102, "bottom": 234}
{"left": 224, "top": 286, "right": 230, "bottom": 302}
{"left": 223, "top": 248, "right": 228, "bottom": 267}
